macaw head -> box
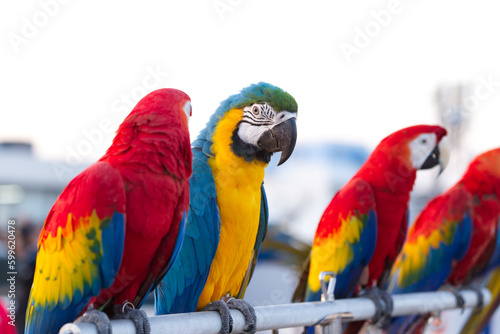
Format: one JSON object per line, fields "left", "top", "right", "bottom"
{"left": 104, "top": 88, "right": 193, "bottom": 174}
{"left": 123, "top": 88, "right": 192, "bottom": 127}
{"left": 359, "top": 125, "right": 449, "bottom": 192}
{"left": 207, "top": 82, "right": 298, "bottom": 166}
{"left": 465, "top": 148, "right": 500, "bottom": 194}
{"left": 473, "top": 148, "right": 500, "bottom": 176}
{"left": 378, "top": 124, "right": 449, "bottom": 172}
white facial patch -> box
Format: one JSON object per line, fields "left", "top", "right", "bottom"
{"left": 238, "top": 122, "right": 269, "bottom": 146}
{"left": 409, "top": 133, "right": 438, "bottom": 168}
{"left": 237, "top": 104, "right": 297, "bottom": 146}
{"left": 183, "top": 100, "right": 192, "bottom": 124}
{"left": 274, "top": 111, "right": 297, "bottom": 124}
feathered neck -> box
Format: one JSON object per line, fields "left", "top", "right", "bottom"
{"left": 461, "top": 163, "right": 500, "bottom": 200}
{"left": 355, "top": 147, "right": 417, "bottom": 196}
{"left": 100, "top": 110, "right": 191, "bottom": 178}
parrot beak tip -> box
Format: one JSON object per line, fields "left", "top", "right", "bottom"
{"left": 275, "top": 118, "right": 297, "bottom": 166}
{"left": 258, "top": 117, "right": 297, "bottom": 166}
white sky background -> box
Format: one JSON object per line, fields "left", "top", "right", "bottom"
{"left": 2, "top": 0, "right": 500, "bottom": 165}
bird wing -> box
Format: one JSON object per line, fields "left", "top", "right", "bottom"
{"left": 25, "top": 162, "right": 126, "bottom": 333}
{"left": 305, "top": 177, "right": 377, "bottom": 300}
{"left": 377, "top": 210, "right": 409, "bottom": 289}
{"left": 389, "top": 185, "right": 473, "bottom": 294}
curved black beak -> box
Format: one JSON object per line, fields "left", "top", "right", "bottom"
{"left": 257, "top": 117, "right": 297, "bottom": 166}
{"left": 420, "top": 139, "right": 449, "bottom": 174}
{"left": 421, "top": 146, "right": 440, "bottom": 170}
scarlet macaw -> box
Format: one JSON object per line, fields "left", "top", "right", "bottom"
{"left": 292, "top": 125, "right": 448, "bottom": 333}
{"left": 386, "top": 148, "right": 500, "bottom": 334}
{"left": 25, "top": 89, "right": 193, "bottom": 334}
{"left": 460, "top": 214, "right": 500, "bottom": 334}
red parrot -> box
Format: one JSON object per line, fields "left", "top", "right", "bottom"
{"left": 461, "top": 218, "right": 500, "bottom": 334}
{"left": 293, "top": 125, "right": 448, "bottom": 333}
{"left": 25, "top": 88, "right": 193, "bottom": 334}
{"left": 446, "top": 148, "right": 500, "bottom": 285}
{"left": 386, "top": 148, "right": 500, "bottom": 334}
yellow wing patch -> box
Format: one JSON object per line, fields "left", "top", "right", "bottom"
{"left": 393, "top": 220, "right": 457, "bottom": 287}
{"left": 308, "top": 213, "right": 364, "bottom": 293}
{"left": 30, "top": 210, "right": 107, "bottom": 311}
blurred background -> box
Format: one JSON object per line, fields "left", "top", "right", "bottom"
{"left": 2, "top": 1, "right": 500, "bottom": 333}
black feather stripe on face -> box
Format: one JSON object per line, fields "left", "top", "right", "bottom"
{"left": 240, "top": 119, "right": 273, "bottom": 127}
{"left": 230, "top": 127, "right": 272, "bottom": 164}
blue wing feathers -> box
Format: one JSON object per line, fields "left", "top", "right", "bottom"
{"left": 100, "top": 212, "right": 125, "bottom": 288}
{"left": 392, "top": 211, "right": 472, "bottom": 295}
{"left": 457, "top": 212, "right": 473, "bottom": 263}
{"left": 256, "top": 185, "right": 268, "bottom": 253}
{"left": 335, "top": 210, "right": 377, "bottom": 298}
{"left": 384, "top": 208, "right": 473, "bottom": 334}
{"left": 303, "top": 179, "right": 377, "bottom": 304}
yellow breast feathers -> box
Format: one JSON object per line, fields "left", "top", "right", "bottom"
{"left": 198, "top": 108, "right": 267, "bottom": 309}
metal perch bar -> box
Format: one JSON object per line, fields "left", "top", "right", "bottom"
{"left": 59, "top": 288, "right": 491, "bottom": 334}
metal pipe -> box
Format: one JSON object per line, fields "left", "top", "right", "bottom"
{"left": 59, "top": 288, "right": 491, "bottom": 334}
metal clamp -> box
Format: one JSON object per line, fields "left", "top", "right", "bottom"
{"left": 319, "top": 271, "right": 337, "bottom": 302}
{"left": 316, "top": 271, "right": 354, "bottom": 333}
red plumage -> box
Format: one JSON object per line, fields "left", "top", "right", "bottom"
{"left": 356, "top": 125, "right": 447, "bottom": 287}
{"left": 94, "top": 88, "right": 192, "bottom": 308}
{"left": 340, "top": 125, "right": 447, "bottom": 334}
{"left": 293, "top": 125, "right": 448, "bottom": 334}
{"left": 382, "top": 148, "right": 500, "bottom": 334}
{"left": 447, "top": 148, "right": 500, "bottom": 285}
{"left": 26, "top": 88, "right": 192, "bottom": 333}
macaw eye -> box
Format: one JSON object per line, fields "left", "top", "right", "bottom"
{"left": 421, "top": 138, "right": 427, "bottom": 144}
{"left": 252, "top": 106, "right": 260, "bottom": 115}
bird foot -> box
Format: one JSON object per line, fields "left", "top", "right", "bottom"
{"left": 113, "top": 302, "right": 151, "bottom": 334}
{"left": 358, "top": 287, "right": 393, "bottom": 327}
{"left": 74, "top": 304, "right": 111, "bottom": 334}
{"left": 202, "top": 299, "right": 233, "bottom": 334}
{"left": 463, "top": 285, "right": 485, "bottom": 313}
{"left": 227, "top": 298, "right": 257, "bottom": 334}
{"left": 443, "top": 284, "right": 465, "bottom": 312}
{"left": 202, "top": 296, "right": 257, "bottom": 334}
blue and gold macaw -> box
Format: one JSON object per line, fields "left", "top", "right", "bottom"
{"left": 154, "top": 82, "right": 298, "bottom": 334}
